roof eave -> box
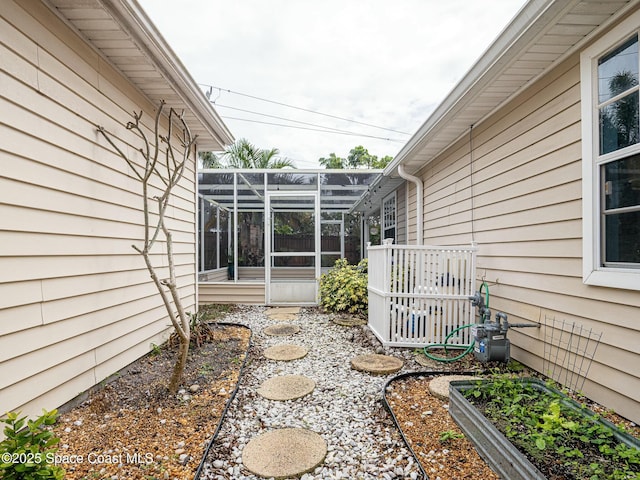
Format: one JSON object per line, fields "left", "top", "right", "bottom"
{"left": 45, "top": 0, "right": 234, "bottom": 151}
{"left": 102, "top": 0, "right": 234, "bottom": 150}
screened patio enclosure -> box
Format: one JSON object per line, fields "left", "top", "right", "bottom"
{"left": 197, "top": 169, "right": 381, "bottom": 305}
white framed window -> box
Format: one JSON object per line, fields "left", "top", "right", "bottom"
{"left": 581, "top": 10, "right": 640, "bottom": 290}
{"left": 382, "top": 192, "right": 396, "bottom": 241}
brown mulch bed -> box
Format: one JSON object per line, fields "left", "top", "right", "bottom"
{"left": 386, "top": 374, "right": 500, "bottom": 480}
{"left": 52, "top": 305, "right": 250, "bottom": 480}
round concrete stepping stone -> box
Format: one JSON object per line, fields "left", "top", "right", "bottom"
{"left": 265, "top": 306, "right": 301, "bottom": 315}
{"left": 257, "top": 374, "right": 315, "bottom": 401}
{"left": 350, "top": 353, "right": 403, "bottom": 375}
{"left": 264, "top": 344, "right": 309, "bottom": 361}
{"left": 429, "top": 375, "right": 480, "bottom": 400}
{"left": 263, "top": 324, "right": 301, "bottom": 336}
{"left": 243, "top": 428, "right": 326, "bottom": 479}
{"left": 332, "top": 316, "right": 367, "bottom": 327}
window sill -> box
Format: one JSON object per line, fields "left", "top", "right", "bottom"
{"left": 583, "top": 268, "right": 640, "bottom": 291}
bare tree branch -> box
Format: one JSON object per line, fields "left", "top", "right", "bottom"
{"left": 96, "top": 100, "right": 196, "bottom": 393}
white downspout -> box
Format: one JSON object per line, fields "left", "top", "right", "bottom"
{"left": 398, "top": 164, "right": 423, "bottom": 246}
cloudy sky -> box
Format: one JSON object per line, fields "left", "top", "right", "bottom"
{"left": 139, "top": 0, "right": 528, "bottom": 168}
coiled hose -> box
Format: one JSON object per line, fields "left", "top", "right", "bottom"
{"left": 422, "top": 324, "right": 476, "bottom": 363}
{"left": 422, "top": 281, "right": 490, "bottom": 363}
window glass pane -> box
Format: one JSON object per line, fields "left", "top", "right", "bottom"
{"left": 603, "top": 154, "right": 640, "bottom": 210}
{"left": 604, "top": 210, "right": 640, "bottom": 264}
{"left": 598, "top": 35, "right": 638, "bottom": 103}
{"left": 383, "top": 195, "right": 396, "bottom": 230}
{"left": 599, "top": 90, "right": 639, "bottom": 155}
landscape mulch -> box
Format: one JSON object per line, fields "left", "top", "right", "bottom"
{"left": 53, "top": 313, "right": 249, "bottom": 480}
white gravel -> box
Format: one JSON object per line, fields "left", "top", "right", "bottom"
{"left": 199, "top": 305, "right": 424, "bottom": 480}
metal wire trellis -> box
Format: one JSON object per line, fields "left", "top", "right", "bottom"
{"left": 542, "top": 316, "right": 603, "bottom": 393}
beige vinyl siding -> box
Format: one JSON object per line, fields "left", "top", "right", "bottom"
{"left": 199, "top": 283, "right": 265, "bottom": 305}
{"left": 405, "top": 181, "right": 418, "bottom": 245}
{"left": 395, "top": 182, "right": 407, "bottom": 245}
{"left": 238, "top": 267, "right": 267, "bottom": 280}
{"left": 0, "top": 1, "right": 197, "bottom": 419}
{"left": 199, "top": 269, "right": 228, "bottom": 282}
{"left": 415, "top": 49, "right": 640, "bottom": 423}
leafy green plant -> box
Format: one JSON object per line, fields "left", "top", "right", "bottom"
{"left": 506, "top": 360, "right": 526, "bottom": 372}
{"left": 463, "top": 376, "right": 640, "bottom": 479}
{"left": 198, "top": 362, "right": 214, "bottom": 376}
{"left": 439, "top": 430, "right": 464, "bottom": 443}
{"left": 150, "top": 342, "right": 162, "bottom": 356}
{"left": 0, "top": 410, "right": 65, "bottom": 480}
{"left": 319, "top": 258, "right": 368, "bottom": 316}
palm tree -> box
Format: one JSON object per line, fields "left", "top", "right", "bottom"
{"left": 217, "top": 138, "right": 295, "bottom": 169}
{"left": 199, "top": 151, "right": 222, "bottom": 168}
{"left": 319, "top": 152, "right": 346, "bottom": 169}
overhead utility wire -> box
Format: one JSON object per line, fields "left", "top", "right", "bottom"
{"left": 200, "top": 83, "right": 411, "bottom": 135}
{"left": 214, "top": 103, "right": 403, "bottom": 140}
{"left": 220, "top": 116, "right": 406, "bottom": 142}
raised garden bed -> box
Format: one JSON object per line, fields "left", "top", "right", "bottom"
{"left": 449, "top": 377, "right": 640, "bottom": 480}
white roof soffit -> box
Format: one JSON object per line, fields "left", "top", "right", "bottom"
{"left": 386, "top": 0, "right": 638, "bottom": 177}
{"left": 45, "top": 0, "right": 234, "bottom": 151}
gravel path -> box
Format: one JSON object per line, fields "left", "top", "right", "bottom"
{"left": 200, "top": 305, "right": 424, "bottom": 480}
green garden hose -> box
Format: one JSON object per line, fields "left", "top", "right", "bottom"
{"left": 480, "top": 280, "right": 490, "bottom": 309}
{"left": 422, "top": 324, "right": 476, "bottom": 363}
{"left": 422, "top": 281, "right": 491, "bottom": 363}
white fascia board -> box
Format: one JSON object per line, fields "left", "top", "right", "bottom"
{"left": 103, "top": 0, "right": 234, "bottom": 148}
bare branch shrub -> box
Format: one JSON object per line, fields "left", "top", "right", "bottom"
{"left": 97, "top": 100, "right": 196, "bottom": 393}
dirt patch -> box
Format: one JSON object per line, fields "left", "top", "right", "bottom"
{"left": 52, "top": 307, "right": 250, "bottom": 480}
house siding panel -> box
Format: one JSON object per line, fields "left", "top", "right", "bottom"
{"left": 396, "top": 182, "right": 407, "bottom": 245}
{"left": 0, "top": 1, "right": 197, "bottom": 419}
{"left": 414, "top": 51, "right": 640, "bottom": 422}
{"left": 198, "top": 283, "right": 265, "bottom": 305}
{"left": 406, "top": 183, "right": 417, "bottom": 244}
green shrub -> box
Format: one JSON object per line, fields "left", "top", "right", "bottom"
{"left": 0, "top": 410, "right": 65, "bottom": 480}
{"left": 319, "top": 258, "right": 368, "bottom": 316}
